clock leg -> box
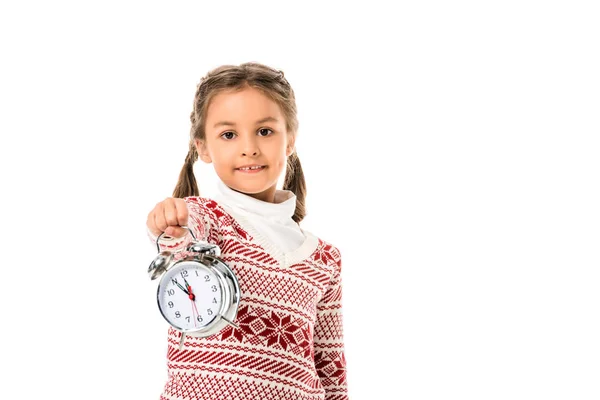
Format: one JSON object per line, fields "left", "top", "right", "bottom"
{"left": 178, "top": 331, "right": 186, "bottom": 350}
{"left": 221, "top": 315, "right": 240, "bottom": 330}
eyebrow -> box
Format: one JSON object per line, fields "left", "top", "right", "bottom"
{"left": 213, "top": 116, "right": 279, "bottom": 129}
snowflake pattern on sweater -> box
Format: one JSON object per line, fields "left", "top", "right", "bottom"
{"left": 152, "top": 196, "right": 348, "bottom": 400}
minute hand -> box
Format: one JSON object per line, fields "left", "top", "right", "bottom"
{"left": 174, "top": 281, "right": 190, "bottom": 295}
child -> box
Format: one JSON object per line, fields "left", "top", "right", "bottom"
{"left": 146, "top": 62, "right": 348, "bottom": 400}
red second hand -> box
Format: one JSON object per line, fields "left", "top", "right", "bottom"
{"left": 190, "top": 299, "right": 197, "bottom": 327}
{"left": 187, "top": 284, "right": 201, "bottom": 327}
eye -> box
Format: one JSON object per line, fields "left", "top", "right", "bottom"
{"left": 221, "top": 129, "right": 272, "bottom": 140}
{"left": 258, "top": 128, "right": 273, "bottom": 137}
{"left": 221, "top": 131, "right": 236, "bottom": 140}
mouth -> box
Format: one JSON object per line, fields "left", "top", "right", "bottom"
{"left": 236, "top": 165, "right": 266, "bottom": 172}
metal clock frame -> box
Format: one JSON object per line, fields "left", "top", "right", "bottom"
{"left": 148, "top": 226, "right": 241, "bottom": 347}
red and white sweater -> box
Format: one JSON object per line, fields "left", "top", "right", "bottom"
{"left": 151, "top": 196, "right": 349, "bottom": 400}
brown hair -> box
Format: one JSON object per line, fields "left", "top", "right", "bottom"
{"left": 172, "top": 62, "right": 307, "bottom": 223}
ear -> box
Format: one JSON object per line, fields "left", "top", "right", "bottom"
{"left": 286, "top": 135, "right": 296, "bottom": 157}
{"left": 195, "top": 139, "right": 212, "bottom": 164}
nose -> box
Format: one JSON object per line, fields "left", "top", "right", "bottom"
{"left": 241, "top": 134, "right": 260, "bottom": 157}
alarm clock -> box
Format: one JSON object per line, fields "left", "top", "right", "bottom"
{"left": 148, "top": 226, "right": 241, "bottom": 348}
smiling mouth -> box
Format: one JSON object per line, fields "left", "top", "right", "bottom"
{"left": 236, "top": 166, "right": 266, "bottom": 171}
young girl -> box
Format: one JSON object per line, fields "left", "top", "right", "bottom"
{"left": 146, "top": 62, "right": 348, "bottom": 400}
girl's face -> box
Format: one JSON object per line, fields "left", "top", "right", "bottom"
{"left": 196, "top": 86, "right": 295, "bottom": 203}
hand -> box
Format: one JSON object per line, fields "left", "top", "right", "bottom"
{"left": 184, "top": 277, "right": 200, "bottom": 327}
{"left": 173, "top": 280, "right": 190, "bottom": 296}
{"left": 147, "top": 197, "right": 189, "bottom": 238}
{"left": 183, "top": 277, "right": 195, "bottom": 301}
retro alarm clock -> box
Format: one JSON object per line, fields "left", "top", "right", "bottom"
{"left": 148, "top": 226, "right": 241, "bottom": 348}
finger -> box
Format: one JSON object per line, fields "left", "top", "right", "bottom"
{"left": 175, "top": 198, "right": 189, "bottom": 226}
{"left": 164, "top": 198, "right": 179, "bottom": 227}
{"left": 154, "top": 203, "right": 169, "bottom": 234}
{"left": 146, "top": 209, "right": 162, "bottom": 237}
{"left": 165, "top": 226, "right": 188, "bottom": 239}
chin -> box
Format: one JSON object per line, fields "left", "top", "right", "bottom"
{"left": 223, "top": 179, "right": 261, "bottom": 193}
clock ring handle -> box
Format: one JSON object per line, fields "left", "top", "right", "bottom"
{"left": 155, "top": 225, "right": 197, "bottom": 253}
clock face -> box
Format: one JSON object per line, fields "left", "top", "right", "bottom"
{"left": 157, "top": 261, "right": 224, "bottom": 331}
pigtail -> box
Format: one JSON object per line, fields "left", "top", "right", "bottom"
{"left": 173, "top": 91, "right": 204, "bottom": 199}
{"left": 172, "top": 142, "right": 199, "bottom": 198}
{"left": 283, "top": 152, "right": 307, "bottom": 223}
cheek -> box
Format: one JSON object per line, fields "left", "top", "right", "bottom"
{"left": 269, "top": 137, "right": 288, "bottom": 157}
{"left": 209, "top": 144, "right": 233, "bottom": 165}
{"left": 269, "top": 144, "right": 288, "bottom": 168}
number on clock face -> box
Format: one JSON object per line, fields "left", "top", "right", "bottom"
{"left": 157, "top": 261, "right": 223, "bottom": 331}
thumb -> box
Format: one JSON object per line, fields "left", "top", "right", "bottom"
{"left": 165, "top": 226, "right": 188, "bottom": 239}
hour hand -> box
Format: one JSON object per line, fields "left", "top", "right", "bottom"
{"left": 174, "top": 281, "right": 189, "bottom": 295}
{"left": 183, "top": 277, "right": 196, "bottom": 300}
{"left": 183, "top": 277, "right": 193, "bottom": 293}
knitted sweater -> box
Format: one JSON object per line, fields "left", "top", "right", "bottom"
{"left": 152, "top": 196, "right": 349, "bottom": 400}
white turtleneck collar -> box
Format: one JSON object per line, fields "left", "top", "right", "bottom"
{"left": 214, "top": 180, "right": 297, "bottom": 222}
{"left": 212, "top": 179, "right": 310, "bottom": 256}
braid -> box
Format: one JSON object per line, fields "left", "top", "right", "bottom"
{"left": 171, "top": 77, "right": 208, "bottom": 199}
{"left": 283, "top": 152, "right": 307, "bottom": 223}
{"left": 172, "top": 143, "right": 199, "bottom": 198}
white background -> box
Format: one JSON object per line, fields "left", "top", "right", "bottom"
{"left": 1, "top": 1, "right": 599, "bottom": 399}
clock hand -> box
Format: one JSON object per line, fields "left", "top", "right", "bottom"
{"left": 174, "top": 281, "right": 190, "bottom": 295}
{"left": 190, "top": 297, "right": 198, "bottom": 328}
{"left": 175, "top": 279, "right": 198, "bottom": 327}
{"left": 183, "top": 278, "right": 200, "bottom": 327}
{"left": 183, "top": 277, "right": 195, "bottom": 301}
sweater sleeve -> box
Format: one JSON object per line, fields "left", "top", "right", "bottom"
{"left": 147, "top": 197, "right": 221, "bottom": 253}
{"left": 313, "top": 251, "right": 349, "bottom": 400}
